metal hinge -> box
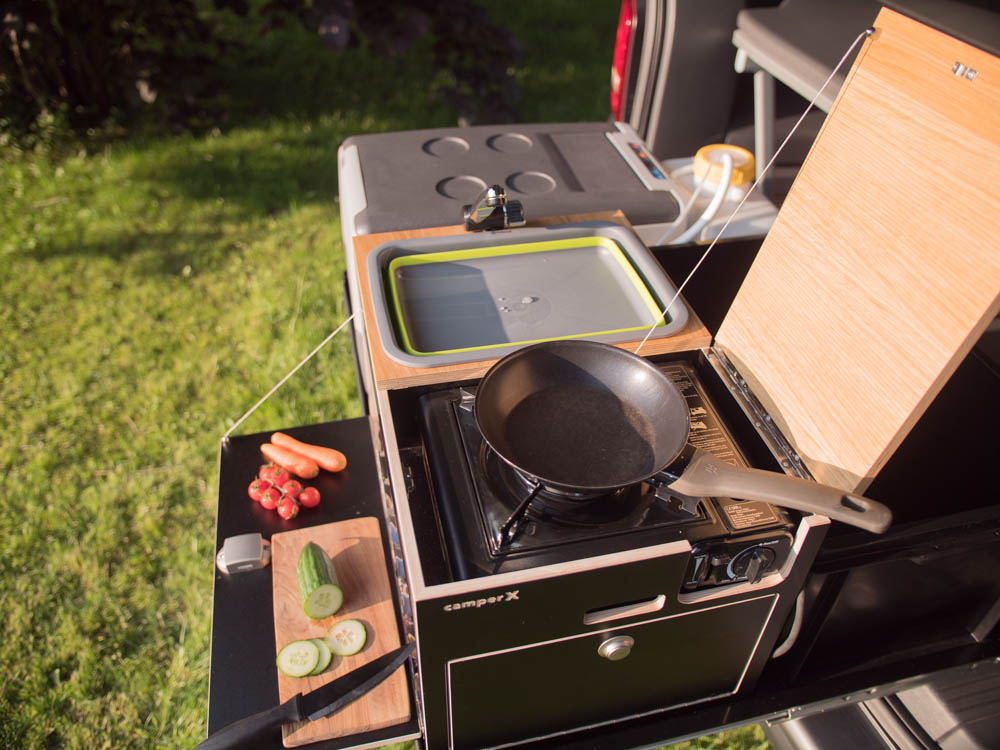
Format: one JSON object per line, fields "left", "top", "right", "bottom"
{"left": 708, "top": 347, "right": 813, "bottom": 481}
{"left": 458, "top": 387, "right": 476, "bottom": 411}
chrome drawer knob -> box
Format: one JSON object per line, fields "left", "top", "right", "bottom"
{"left": 598, "top": 635, "right": 634, "bottom": 661}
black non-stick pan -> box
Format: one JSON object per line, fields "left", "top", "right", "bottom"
{"left": 474, "top": 340, "right": 892, "bottom": 533}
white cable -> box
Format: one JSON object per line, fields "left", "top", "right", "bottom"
{"left": 672, "top": 152, "right": 734, "bottom": 245}
{"left": 655, "top": 166, "right": 711, "bottom": 245}
{"left": 772, "top": 590, "right": 805, "bottom": 658}
{"left": 221, "top": 312, "right": 356, "bottom": 442}
{"left": 634, "top": 27, "right": 873, "bottom": 355}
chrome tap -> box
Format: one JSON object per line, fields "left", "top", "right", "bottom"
{"left": 463, "top": 185, "right": 525, "bottom": 231}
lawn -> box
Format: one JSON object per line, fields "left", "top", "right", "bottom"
{"left": 0, "top": 2, "right": 770, "bottom": 748}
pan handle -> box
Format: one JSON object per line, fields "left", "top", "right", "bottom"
{"left": 665, "top": 450, "right": 892, "bottom": 534}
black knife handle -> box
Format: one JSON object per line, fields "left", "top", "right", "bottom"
{"left": 195, "top": 694, "right": 303, "bottom": 750}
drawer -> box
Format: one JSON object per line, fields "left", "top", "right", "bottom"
{"left": 447, "top": 594, "right": 777, "bottom": 749}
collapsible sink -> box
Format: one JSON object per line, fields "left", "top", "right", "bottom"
{"left": 366, "top": 223, "right": 689, "bottom": 367}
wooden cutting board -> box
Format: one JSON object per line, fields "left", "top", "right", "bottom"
{"left": 271, "top": 518, "right": 409, "bottom": 747}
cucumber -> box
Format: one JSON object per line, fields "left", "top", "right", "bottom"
{"left": 308, "top": 638, "right": 333, "bottom": 675}
{"left": 326, "top": 619, "right": 367, "bottom": 656}
{"left": 297, "top": 542, "right": 344, "bottom": 619}
{"left": 276, "top": 639, "right": 320, "bottom": 678}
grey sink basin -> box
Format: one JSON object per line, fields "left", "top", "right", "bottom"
{"left": 366, "top": 222, "right": 690, "bottom": 368}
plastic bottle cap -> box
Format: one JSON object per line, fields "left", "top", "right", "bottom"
{"left": 693, "top": 144, "right": 755, "bottom": 186}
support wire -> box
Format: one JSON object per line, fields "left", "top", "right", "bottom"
{"left": 635, "top": 27, "right": 873, "bottom": 355}
{"left": 221, "top": 313, "right": 356, "bottom": 443}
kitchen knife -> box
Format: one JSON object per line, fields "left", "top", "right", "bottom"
{"left": 195, "top": 641, "right": 415, "bottom": 750}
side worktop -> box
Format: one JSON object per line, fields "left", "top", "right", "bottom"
{"left": 206, "top": 419, "right": 420, "bottom": 750}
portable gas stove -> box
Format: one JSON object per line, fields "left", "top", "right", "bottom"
{"left": 384, "top": 356, "right": 828, "bottom": 749}
{"left": 419, "top": 360, "right": 796, "bottom": 589}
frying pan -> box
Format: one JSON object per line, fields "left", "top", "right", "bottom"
{"left": 474, "top": 340, "right": 892, "bottom": 533}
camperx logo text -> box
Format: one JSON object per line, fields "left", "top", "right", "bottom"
{"left": 443, "top": 590, "right": 520, "bottom": 612}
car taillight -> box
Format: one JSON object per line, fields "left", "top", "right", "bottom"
{"left": 610, "top": 0, "right": 637, "bottom": 120}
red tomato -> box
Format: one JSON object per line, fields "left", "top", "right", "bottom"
{"left": 277, "top": 498, "right": 300, "bottom": 519}
{"left": 298, "top": 486, "right": 321, "bottom": 508}
{"left": 259, "top": 464, "right": 278, "bottom": 483}
{"left": 248, "top": 478, "right": 271, "bottom": 502}
{"left": 282, "top": 479, "right": 303, "bottom": 499}
{"left": 270, "top": 466, "right": 291, "bottom": 487}
{"left": 260, "top": 487, "right": 281, "bottom": 510}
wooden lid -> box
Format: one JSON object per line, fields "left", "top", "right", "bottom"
{"left": 715, "top": 7, "right": 1000, "bottom": 492}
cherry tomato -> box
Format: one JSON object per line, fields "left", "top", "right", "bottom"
{"left": 270, "top": 466, "right": 291, "bottom": 487}
{"left": 259, "top": 464, "right": 278, "bottom": 483}
{"left": 282, "top": 479, "right": 303, "bottom": 499}
{"left": 298, "top": 486, "right": 321, "bottom": 508}
{"left": 248, "top": 478, "right": 271, "bottom": 502}
{"left": 260, "top": 486, "right": 281, "bottom": 510}
{"left": 277, "top": 497, "right": 300, "bottom": 520}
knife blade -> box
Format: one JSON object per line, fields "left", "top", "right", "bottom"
{"left": 195, "top": 641, "right": 415, "bottom": 750}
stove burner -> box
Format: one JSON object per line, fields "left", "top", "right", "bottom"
{"left": 494, "top": 450, "right": 639, "bottom": 520}
{"left": 482, "top": 444, "right": 658, "bottom": 547}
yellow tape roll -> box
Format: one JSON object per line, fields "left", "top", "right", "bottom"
{"left": 693, "top": 144, "right": 755, "bottom": 186}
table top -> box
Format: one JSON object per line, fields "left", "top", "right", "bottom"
{"left": 206, "top": 417, "right": 419, "bottom": 749}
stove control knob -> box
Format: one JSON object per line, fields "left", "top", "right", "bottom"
{"left": 729, "top": 546, "right": 777, "bottom": 583}
{"left": 598, "top": 635, "right": 634, "bottom": 661}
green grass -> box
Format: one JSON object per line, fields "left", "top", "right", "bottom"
{"left": 0, "top": 124, "right": 361, "bottom": 748}
{"left": 663, "top": 724, "right": 771, "bottom": 750}
{"left": 0, "top": 2, "right": 770, "bottom": 748}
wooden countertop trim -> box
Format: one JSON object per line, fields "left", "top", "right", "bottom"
{"left": 352, "top": 212, "right": 712, "bottom": 390}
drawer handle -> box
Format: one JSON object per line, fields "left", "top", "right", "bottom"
{"left": 598, "top": 636, "right": 634, "bottom": 661}
{"left": 583, "top": 594, "right": 666, "bottom": 625}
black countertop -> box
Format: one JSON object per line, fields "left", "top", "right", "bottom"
{"left": 206, "top": 417, "right": 418, "bottom": 748}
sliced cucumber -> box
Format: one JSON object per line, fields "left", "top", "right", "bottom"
{"left": 308, "top": 637, "right": 333, "bottom": 676}
{"left": 297, "top": 542, "right": 344, "bottom": 619}
{"left": 276, "top": 639, "right": 320, "bottom": 678}
{"left": 326, "top": 619, "right": 367, "bottom": 656}
{"left": 303, "top": 584, "right": 344, "bottom": 619}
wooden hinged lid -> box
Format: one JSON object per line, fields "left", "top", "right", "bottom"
{"left": 715, "top": 7, "right": 1000, "bottom": 493}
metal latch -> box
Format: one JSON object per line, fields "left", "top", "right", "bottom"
{"left": 598, "top": 636, "right": 635, "bottom": 661}
{"left": 216, "top": 533, "right": 271, "bottom": 574}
